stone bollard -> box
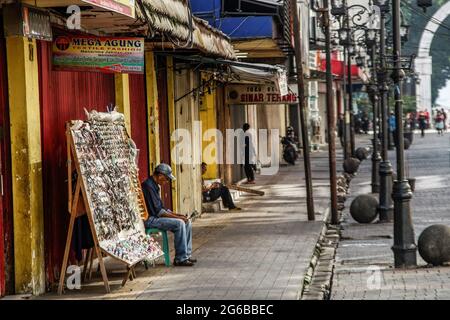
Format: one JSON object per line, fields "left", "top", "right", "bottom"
{"left": 343, "top": 158, "right": 361, "bottom": 175}
{"left": 355, "top": 147, "right": 370, "bottom": 161}
{"left": 350, "top": 194, "right": 379, "bottom": 223}
{"left": 418, "top": 225, "right": 450, "bottom": 266}
{"left": 404, "top": 138, "right": 411, "bottom": 150}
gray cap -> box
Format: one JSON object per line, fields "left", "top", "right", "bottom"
{"left": 155, "top": 163, "right": 176, "bottom": 181}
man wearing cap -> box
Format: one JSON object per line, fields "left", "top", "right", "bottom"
{"left": 142, "top": 163, "right": 196, "bottom": 266}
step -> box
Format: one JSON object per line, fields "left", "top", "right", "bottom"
{"left": 202, "top": 200, "right": 223, "bottom": 213}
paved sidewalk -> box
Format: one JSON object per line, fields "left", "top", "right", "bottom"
{"left": 29, "top": 147, "right": 336, "bottom": 300}
{"left": 331, "top": 133, "right": 450, "bottom": 300}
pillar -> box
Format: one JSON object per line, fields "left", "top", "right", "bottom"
{"left": 415, "top": 56, "right": 432, "bottom": 116}
{"left": 6, "top": 37, "right": 45, "bottom": 295}
{"left": 199, "top": 72, "right": 218, "bottom": 179}
{"left": 145, "top": 52, "right": 160, "bottom": 174}
{"left": 166, "top": 57, "right": 178, "bottom": 212}
{"left": 115, "top": 74, "right": 131, "bottom": 133}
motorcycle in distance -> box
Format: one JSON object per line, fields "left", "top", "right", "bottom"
{"left": 281, "top": 126, "right": 299, "bottom": 165}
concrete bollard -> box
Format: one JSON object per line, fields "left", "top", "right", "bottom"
{"left": 343, "top": 158, "right": 361, "bottom": 175}
{"left": 404, "top": 138, "right": 411, "bottom": 150}
{"left": 350, "top": 194, "right": 379, "bottom": 224}
{"left": 355, "top": 147, "right": 370, "bottom": 161}
{"left": 418, "top": 225, "right": 450, "bottom": 266}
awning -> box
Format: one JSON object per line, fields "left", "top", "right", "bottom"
{"left": 157, "top": 53, "right": 288, "bottom": 95}
{"left": 43, "top": 0, "right": 236, "bottom": 60}
{"left": 320, "top": 58, "right": 362, "bottom": 80}
{"left": 230, "top": 64, "right": 288, "bottom": 95}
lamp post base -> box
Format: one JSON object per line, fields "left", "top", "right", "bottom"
{"left": 392, "top": 179, "right": 417, "bottom": 268}
{"left": 378, "top": 160, "right": 393, "bottom": 222}
{"left": 392, "top": 246, "right": 417, "bottom": 268}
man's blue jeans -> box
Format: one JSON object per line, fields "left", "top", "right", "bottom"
{"left": 145, "top": 216, "right": 192, "bottom": 262}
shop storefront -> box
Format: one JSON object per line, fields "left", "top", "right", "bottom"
{"left": 38, "top": 31, "right": 150, "bottom": 287}
{"left": 38, "top": 39, "right": 117, "bottom": 286}
{"left": 0, "top": 0, "right": 237, "bottom": 295}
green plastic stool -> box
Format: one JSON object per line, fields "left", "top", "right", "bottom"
{"left": 146, "top": 228, "right": 171, "bottom": 266}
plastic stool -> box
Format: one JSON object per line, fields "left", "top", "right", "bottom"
{"left": 146, "top": 228, "right": 171, "bottom": 266}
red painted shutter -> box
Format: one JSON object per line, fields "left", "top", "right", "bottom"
{"left": 38, "top": 40, "right": 116, "bottom": 287}
{"left": 129, "top": 74, "right": 149, "bottom": 182}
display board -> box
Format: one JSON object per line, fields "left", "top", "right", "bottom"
{"left": 58, "top": 110, "right": 162, "bottom": 294}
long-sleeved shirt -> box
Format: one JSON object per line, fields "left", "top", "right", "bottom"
{"left": 142, "top": 176, "right": 170, "bottom": 219}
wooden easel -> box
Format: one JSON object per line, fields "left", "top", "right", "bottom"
{"left": 58, "top": 122, "right": 151, "bottom": 295}
{"left": 58, "top": 124, "right": 111, "bottom": 294}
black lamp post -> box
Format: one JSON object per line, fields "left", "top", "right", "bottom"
{"left": 316, "top": 0, "right": 339, "bottom": 225}
{"left": 366, "top": 27, "right": 381, "bottom": 194}
{"left": 337, "top": 24, "right": 352, "bottom": 160}
{"left": 331, "top": 1, "right": 378, "bottom": 159}
{"left": 347, "top": 41, "right": 356, "bottom": 157}
{"left": 374, "top": 0, "right": 394, "bottom": 222}
{"left": 332, "top": 0, "right": 352, "bottom": 160}
{"left": 391, "top": 0, "right": 417, "bottom": 268}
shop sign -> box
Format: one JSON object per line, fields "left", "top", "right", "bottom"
{"left": 226, "top": 84, "right": 298, "bottom": 105}
{"left": 3, "top": 4, "right": 52, "bottom": 41}
{"left": 82, "top": 0, "right": 136, "bottom": 18}
{"left": 52, "top": 35, "right": 144, "bottom": 74}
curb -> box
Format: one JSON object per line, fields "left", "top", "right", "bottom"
{"left": 297, "top": 205, "right": 332, "bottom": 300}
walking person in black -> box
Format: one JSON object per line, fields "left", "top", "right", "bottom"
{"left": 242, "top": 123, "right": 256, "bottom": 184}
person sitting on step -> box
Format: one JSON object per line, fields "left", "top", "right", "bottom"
{"left": 201, "top": 162, "right": 241, "bottom": 212}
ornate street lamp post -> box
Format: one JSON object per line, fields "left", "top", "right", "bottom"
{"left": 315, "top": 0, "right": 339, "bottom": 224}
{"left": 374, "top": 0, "right": 394, "bottom": 222}
{"left": 365, "top": 27, "right": 381, "bottom": 194}
{"left": 331, "top": 0, "right": 378, "bottom": 159}
{"left": 391, "top": 0, "right": 417, "bottom": 268}
{"left": 331, "top": 0, "right": 352, "bottom": 160}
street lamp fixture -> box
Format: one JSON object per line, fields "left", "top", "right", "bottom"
{"left": 417, "top": 0, "right": 433, "bottom": 12}
{"left": 331, "top": 0, "right": 346, "bottom": 16}
{"left": 338, "top": 27, "right": 351, "bottom": 46}
{"left": 400, "top": 22, "right": 410, "bottom": 43}
{"left": 355, "top": 55, "right": 365, "bottom": 67}
{"left": 373, "top": 0, "right": 390, "bottom": 13}
{"left": 365, "top": 28, "right": 377, "bottom": 46}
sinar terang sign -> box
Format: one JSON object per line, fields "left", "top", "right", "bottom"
{"left": 225, "top": 84, "right": 298, "bottom": 105}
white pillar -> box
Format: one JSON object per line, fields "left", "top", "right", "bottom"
{"left": 415, "top": 56, "right": 432, "bottom": 115}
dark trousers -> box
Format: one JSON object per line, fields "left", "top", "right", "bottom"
{"left": 244, "top": 163, "right": 255, "bottom": 181}
{"left": 203, "top": 186, "right": 236, "bottom": 209}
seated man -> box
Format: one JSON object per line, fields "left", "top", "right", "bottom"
{"left": 201, "top": 162, "right": 241, "bottom": 211}
{"left": 142, "top": 163, "right": 196, "bottom": 267}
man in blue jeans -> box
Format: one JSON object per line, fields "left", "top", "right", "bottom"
{"left": 142, "top": 163, "right": 196, "bottom": 267}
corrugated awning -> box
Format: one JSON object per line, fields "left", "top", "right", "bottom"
{"left": 44, "top": 0, "right": 236, "bottom": 59}
{"left": 157, "top": 53, "right": 287, "bottom": 94}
